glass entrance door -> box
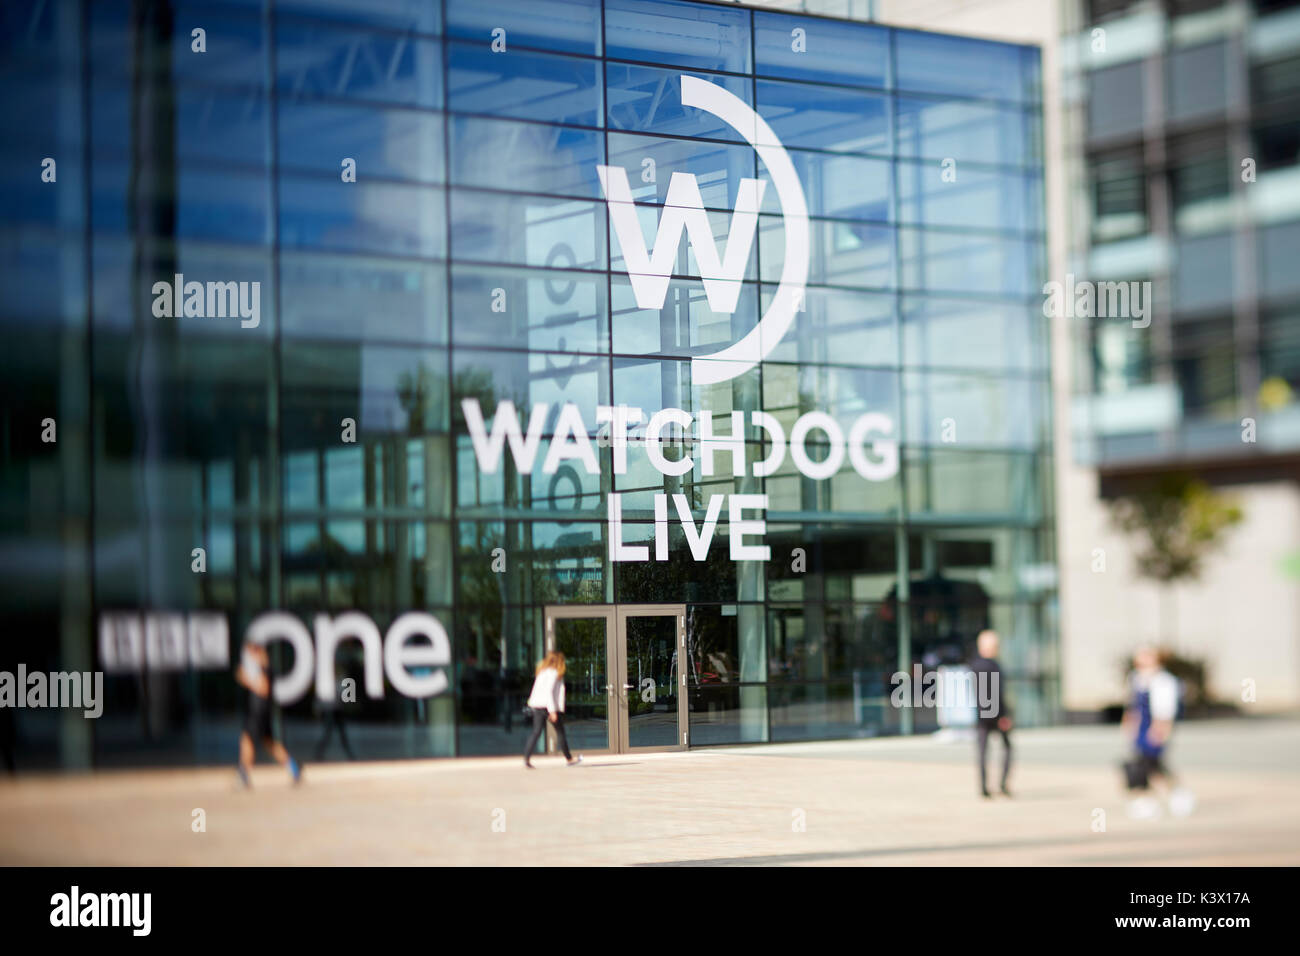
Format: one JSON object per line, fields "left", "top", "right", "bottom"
{"left": 616, "top": 605, "right": 688, "bottom": 752}
{"left": 544, "top": 604, "right": 688, "bottom": 754}
{"left": 544, "top": 606, "right": 616, "bottom": 755}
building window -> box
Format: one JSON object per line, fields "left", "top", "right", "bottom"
{"left": 1091, "top": 151, "right": 1148, "bottom": 241}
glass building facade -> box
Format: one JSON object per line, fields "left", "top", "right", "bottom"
{"left": 0, "top": 0, "right": 1054, "bottom": 767}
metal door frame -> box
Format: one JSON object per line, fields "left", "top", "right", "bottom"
{"left": 543, "top": 605, "right": 616, "bottom": 756}
{"left": 544, "top": 604, "right": 688, "bottom": 754}
{"left": 615, "top": 604, "right": 688, "bottom": 753}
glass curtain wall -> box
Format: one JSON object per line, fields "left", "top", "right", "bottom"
{"left": 0, "top": 0, "right": 1053, "bottom": 765}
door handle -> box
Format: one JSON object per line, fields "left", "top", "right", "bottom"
{"left": 623, "top": 683, "right": 635, "bottom": 690}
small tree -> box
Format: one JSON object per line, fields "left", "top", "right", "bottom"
{"left": 1108, "top": 474, "right": 1244, "bottom": 651}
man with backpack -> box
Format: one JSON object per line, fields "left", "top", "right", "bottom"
{"left": 1122, "top": 646, "right": 1194, "bottom": 818}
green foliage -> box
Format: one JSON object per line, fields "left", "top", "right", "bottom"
{"left": 1108, "top": 475, "right": 1244, "bottom": 584}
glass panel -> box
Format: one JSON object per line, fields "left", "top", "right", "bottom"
{"left": 902, "top": 296, "right": 1046, "bottom": 373}
{"left": 451, "top": 117, "right": 604, "bottom": 199}
{"left": 1168, "top": 41, "right": 1230, "bottom": 123}
{"left": 624, "top": 615, "right": 680, "bottom": 747}
{"left": 764, "top": 150, "right": 891, "bottom": 223}
{"left": 760, "top": 216, "right": 894, "bottom": 289}
{"left": 895, "top": 95, "right": 1036, "bottom": 168}
{"left": 446, "top": 0, "right": 602, "bottom": 57}
{"left": 897, "top": 162, "right": 1041, "bottom": 234}
{"left": 280, "top": 176, "right": 446, "bottom": 259}
{"left": 756, "top": 79, "right": 890, "bottom": 155}
{"left": 754, "top": 11, "right": 889, "bottom": 89}
{"left": 605, "top": 0, "right": 751, "bottom": 74}
{"left": 899, "top": 227, "right": 1039, "bottom": 296}
{"left": 447, "top": 41, "right": 602, "bottom": 127}
{"left": 553, "top": 617, "right": 610, "bottom": 752}
{"left": 607, "top": 64, "right": 754, "bottom": 142}
{"left": 895, "top": 31, "right": 1037, "bottom": 104}
{"left": 277, "top": 0, "right": 442, "bottom": 34}
{"left": 1087, "top": 62, "right": 1144, "bottom": 140}
{"left": 449, "top": 191, "right": 606, "bottom": 271}
{"left": 279, "top": 100, "right": 445, "bottom": 185}
{"left": 275, "top": 21, "right": 442, "bottom": 108}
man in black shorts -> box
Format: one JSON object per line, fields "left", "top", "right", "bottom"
{"left": 236, "top": 642, "right": 301, "bottom": 788}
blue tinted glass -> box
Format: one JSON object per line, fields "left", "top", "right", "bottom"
{"left": 902, "top": 296, "right": 1046, "bottom": 373}
{"left": 446, "top": 0, "right": 601, "bottom": 57}
{"left": 450, "top": 191, "right": 606, "bottom": 271}
{"left": 900, "top": 227, "right": 1039, "bottom": 296}
{"left": 897, "top": 162, "right": 1040, "bottom": 233}
{"left": 276, "top": 0, "right": 442, "bottom": 34}
{"left": 451, "top": 117, "right": 604, "bottom": 199}
{"left": 756, "top": 79, "right": 889, "bottom": 154}
{"left": 280, "top": 176, "right": 446, "bottom": 258}
{"left": 605, "top": 0, "right": 750, "bottom": 74}
{"left": 281, "top": 250, "right": 448, "bottom": 345}
{"left": 761, "top": 217, "right": 893, "bottom": 290}
{"left": 452, "top": 264, "right": 608, "bottom": 353}
{"left": 761, "top": 286, "right": 896, "bottom": 368}
{"left": 895, "top": 30, "right": 1035, "bottom": 104}
{"left": 1, "top": 0, "right": 81, "bottom": 68}
{"left": 177, "top": 87, "right": 271, "bottom": 168}
{"left": 178, "top": 168, "right": 271, "bottom": 244}
{"left": 754, "top": 11, "right": 889, "bottom": 89}
{"left": 904, "top": 372, "right": 1046, "bottom": 449}
{"left": 453, "top": 348, "right": 609, "bottom": 433}
{"left": 280, "top": 100, "right": 444, "bottom": 184}
{"left": 606, "top": 132, "right": 756, "bottom": 211}
{"left": 276, "top": 22, "right": 442, "bottom": 108}
{"left": 762, "top": 150, "right": 891, "bottom": 223}
{"left": 0, "top": 230, "right": 85, "bottom": 324}
{"left": 611, "top": 276, "right": 759, "bottom": 358}
{"left": 177, "top": 10, "right": 267, "bottom": 88}
{"left": 282, "top": 342, "right": 450, "bottom": 440}
{"left": 90, "top": 2, "right": 265, "bottom": 87}
{"left": 0, "top": 155, "right": 83, "bottom": 228}
{"left": 448, "top": 42, "right": 601, "bottom": 127}
{"left": 895, "top": 95, "right": 1036, "bottom": 168}
{"left": 607, "top": 64, "right": 752, "bottom": 143}
{"left": 0, "top": 77, "right": 83, "bottom": 155}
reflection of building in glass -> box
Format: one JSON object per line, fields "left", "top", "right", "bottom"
{"left": 1059, "top": 0, "right": 1300, "bottom": 711}
{"left": 0, "top": 0, "right": 1054, "bottom": 766}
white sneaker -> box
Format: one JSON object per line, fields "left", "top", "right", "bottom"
{"left": 1127, "top": 796, "right": 1161, "bottom": 820}
{"left": 566, "top": 755, "right": 583, "bottom": 767}
{"left": 1168, "top": 788, "right": 1196, "bottom": 817}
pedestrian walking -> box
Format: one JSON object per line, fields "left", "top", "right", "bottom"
{"left": 970, "top": 629, "right": 1013, "bottom": 798}
{"left": 522, "top": 651, "right": 582, "bottom": 769}
{"left": 235, "top": 641, "right": 302, "bottom": 788}
{"left": 1122, "top": 646, "right": 1195, "bottom": 818}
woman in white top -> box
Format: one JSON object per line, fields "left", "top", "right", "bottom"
{"left": 523, "top": 651, "right": 582, "bottom": 768}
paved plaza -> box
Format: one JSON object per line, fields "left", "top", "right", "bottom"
{"left": 1, "top": 718, "right": 1297, "bottom": 866}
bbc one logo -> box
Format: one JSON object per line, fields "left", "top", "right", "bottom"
{"left": 99, "top": 610, "right": 450, "bottom": 705}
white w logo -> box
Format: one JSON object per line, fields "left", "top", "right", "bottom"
{"left": 597, "top": 76, "right": 809, "bottom": 386}
{"left": 596, "top": 167, "right": 765, "bottom": 315}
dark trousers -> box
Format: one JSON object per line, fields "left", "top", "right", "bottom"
{"left": 977, "top": 722, "right": 1011, "bottom": 792}
{"left": 523, "top": 710, "right": 571, "bottom": 761}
